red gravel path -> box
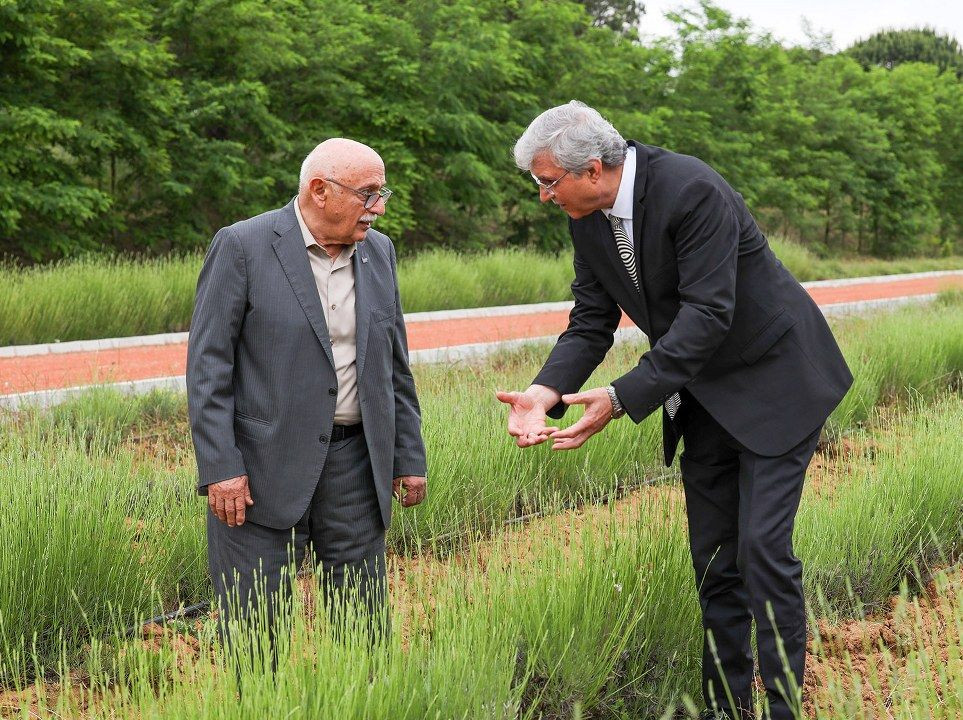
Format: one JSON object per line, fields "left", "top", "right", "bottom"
{"left": 2, "top": 274, "right": 960, "bottom": 396}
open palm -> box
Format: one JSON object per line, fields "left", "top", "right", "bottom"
{"left": 495, "top": 390, "right": 559, "bottom": 447}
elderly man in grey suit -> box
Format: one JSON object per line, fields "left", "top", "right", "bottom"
{"left": 187, "top": 138, "right": 427, "bottom": 638}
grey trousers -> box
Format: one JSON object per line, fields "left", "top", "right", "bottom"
{"left": 207, "top": 432, "right": 387, "bottom": 647}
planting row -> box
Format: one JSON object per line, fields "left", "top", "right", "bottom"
{"left": 0, "top": 298, "right": 960, "bottom": 681}
{"left": 10, "top": 395, "right": 963, "bottom": 719}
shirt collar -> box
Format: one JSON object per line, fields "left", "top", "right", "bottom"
{"left": 601, "top": 146, "right": 636, "bottom": 221}
{"left": 293, "top": 196, "right": 357, "bottom": 261}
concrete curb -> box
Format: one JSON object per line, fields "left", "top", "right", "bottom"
{"left": 801, "top": 269, "right": 962, "bottom": 288}
{"left": 0, "top": 328, "right": 648, "bottom": 410}
{"left": 0, "top": 375, "right": 187, "bottom": 411}
{"left": 2, "top": 269, "right": 959, "bottom": 359}
{"left": 817, "top": 294, "right": 936, "bottom": 317}
{"left": 0, "top": 332, "right": 190, "bottom": 358}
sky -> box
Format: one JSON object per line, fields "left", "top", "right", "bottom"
{"left": 637, "top": 0, "right": 963, "bottom": 50}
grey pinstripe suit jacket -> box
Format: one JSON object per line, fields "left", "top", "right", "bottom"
{"left": 186, "top": 199, "right": 427, "bottom": 530}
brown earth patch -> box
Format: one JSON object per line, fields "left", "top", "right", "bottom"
{"left": 804, "top": 567, "right": 963, "bottom": 718}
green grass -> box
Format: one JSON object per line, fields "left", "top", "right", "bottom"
{"left": 1, "top": 242, "right": 961, "bottom": 344}
{"left": 828, "top": 291, "right": 963, "bottom": 431}
{"left": 800, "top": 397, "right": 963, "bottom": 613}
{"left": 0, "top": 298, "right": 960, "bottom": 694}
{"left": 766, "top": 238, "right": 963, "bottom": 282}
{"left": 11, "top": 395, "right": 963, "bottom": 719}
{"left": 0, "top": 254, "right": 198, "bottom": 345}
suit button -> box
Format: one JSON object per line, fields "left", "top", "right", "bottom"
{"left": 319, "top": 434, "right": 328, "bottom": 443}
{"left": 328, "top": 388, "right": 337, "bottom": 396}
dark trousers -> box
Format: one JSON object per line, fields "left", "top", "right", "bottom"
{"left": 207, "top": 432, "right": 387, "bottom": 659}
{"left": 678, "top": 390, "right": 820, "bottom": 720}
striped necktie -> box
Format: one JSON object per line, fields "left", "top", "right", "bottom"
{"left": 608, "top": 214, "right": 682, "bottom": 420}
{"left": 608, "top": 215, "right": 639, "bottom": 290}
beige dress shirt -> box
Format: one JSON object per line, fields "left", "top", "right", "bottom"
{"left": 294, "top": 198, "right": 362, "bottom": 424}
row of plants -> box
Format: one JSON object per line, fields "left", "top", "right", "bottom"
{"left": 1, "top": 238, "right": 961, "bottom": 345}
{"left": 1, "top": 297, "right": 961, "bottom": 685}
{"left": 11, "top": 394, "right": 963, "bottom": 719}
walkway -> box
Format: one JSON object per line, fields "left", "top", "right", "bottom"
{"left": 1, "top": 270, "right": 960, "bottom": 408}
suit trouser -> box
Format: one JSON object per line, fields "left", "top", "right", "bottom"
{"left": 206, "top": 432, "right": 386, "bottom": 657}
{"left": 677, "top": 389, "right": 820, "bottom": 720}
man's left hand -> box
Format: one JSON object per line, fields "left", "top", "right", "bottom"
{"left": 393, "top": 475, "right": 427, "bottom": 507}
{"left": 548, "top": 387, "right": 614, "bottom": 450}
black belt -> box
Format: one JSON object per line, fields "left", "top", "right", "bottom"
{"left": 330, "top": 423, "right": 363, "bottom": 441}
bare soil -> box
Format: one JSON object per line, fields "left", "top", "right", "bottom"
{"left": 804, "top": 566, "right": 963, "bottom": 718}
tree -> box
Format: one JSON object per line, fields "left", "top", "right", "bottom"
{"left": 847, "top": 28, "right": 963, "bottom": 78}
{"left": 0, "top": 0, "right": 107, "bottom": 259}
{"left": 0, "top": 0, "right": 182, "bottom": 260}
{"left": 580, "top": 0, "right": 645, "bottom": 33}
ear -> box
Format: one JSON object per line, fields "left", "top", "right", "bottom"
{"left": 308, "top": 177, "right": 327, "bottom": 208}
{"left": 584, "top": 158, "right": 604, "bottom": 183}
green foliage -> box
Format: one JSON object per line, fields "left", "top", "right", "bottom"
{"left": 847, "top": 27, "right": 963, "bottom": 77}
{"left": 1, "top": 0, "right": 962, "bottom": 261}
{"left": 581, "top": 0, "right": 646, "bottom": 32}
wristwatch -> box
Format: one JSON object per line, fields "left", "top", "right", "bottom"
{"left": 605, "top": 385, "right": 626, "bottom": 419}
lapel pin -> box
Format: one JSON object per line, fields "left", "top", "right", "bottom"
{"left": 361, "top": 255, "right": 369, "bottom": 264}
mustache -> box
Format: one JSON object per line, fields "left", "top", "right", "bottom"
{"left": 360, "top": 214, "right": 377, "bottom": 223}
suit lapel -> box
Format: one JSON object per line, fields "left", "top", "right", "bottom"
{"left": 629, "top": 141, "right": 651, "bottom": 329}
{"left": 272, "top": 201, "right": 336, "bottom": 370}
{"left": 630, "top": 140, "right": 650, "bottom": 265}
{"left": 353, "top": 239, "right": 371, "bottom": 379}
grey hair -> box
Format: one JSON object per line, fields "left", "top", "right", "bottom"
{"left": 299, "top": 143, "right": 329, "bottom": 193}
{"left": 513, "top": 100, "right": 628, "bottom": 173}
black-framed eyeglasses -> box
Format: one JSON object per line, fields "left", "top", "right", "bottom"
{"left": 324, "top": 178, "right": 393, "bottom": 209}
{"left": 531, "top": 169, "right": 571, "bottom": 195}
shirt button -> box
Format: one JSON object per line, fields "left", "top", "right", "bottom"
{"left": 328, "top": 388, "right": 337, "bottom": 396}
{"left": 331, "top": 303, "right": 337, "bottom": 310}
{"left": 319, "top": 434, "right": 328, "bottom": 443}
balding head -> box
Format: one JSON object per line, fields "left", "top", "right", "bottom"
{"left": 299, "top": 138, "right": 384, "bottom": 192}
{"left": 296, "top": 138, "right": 388, "bottom": 251}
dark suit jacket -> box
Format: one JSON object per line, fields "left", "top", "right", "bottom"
{"left": 533, "top": 141, "right": 853, "bottom": 464}
{"left": 187, "top": 199, "right": 427, "bottom": 530}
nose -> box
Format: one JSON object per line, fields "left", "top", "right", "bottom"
{"left": 369, "top": 196, "right": 387, "bottom": 215}
{"left": 538, "top": 187, "right": 552, "bottom": 203}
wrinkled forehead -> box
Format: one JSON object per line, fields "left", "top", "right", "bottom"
{"left": 331, "top": 152, "right": 385, "bottom": 188}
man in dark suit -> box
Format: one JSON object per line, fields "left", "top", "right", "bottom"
{"left": 187, "top": 138, "right": 427, "bottom": 644}
{"left": 497, "top": 102, "right": 852, "bottom": 719}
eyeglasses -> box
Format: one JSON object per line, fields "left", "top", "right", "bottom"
{"left": 324, "top": 178, "right": 393, "bottom": 209}
{"left": 531, "top": 170, "right": 571, "bottom": 196}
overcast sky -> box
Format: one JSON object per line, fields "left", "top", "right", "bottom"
{"left": 638, "top": 1, "right": 963, "bottom": 50}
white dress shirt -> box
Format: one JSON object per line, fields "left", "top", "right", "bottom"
{"left": 601, "top": 145, "right": 637, "bottom": 242}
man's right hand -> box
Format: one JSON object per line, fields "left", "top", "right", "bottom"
{"left": 495, "top": 385, "right": 562, "bottom": 448}
{"left": 208, "top": 474, "right": 254, "bottom": 527}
